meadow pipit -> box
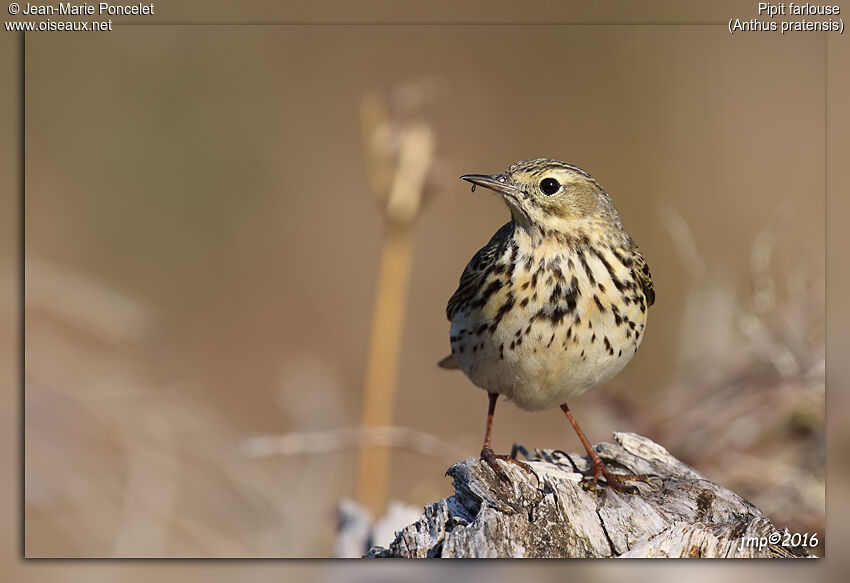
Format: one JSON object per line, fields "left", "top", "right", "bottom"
{"left": 440, "top": 159, "right": 655, "bottom": 494}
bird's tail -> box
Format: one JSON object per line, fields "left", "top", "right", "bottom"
{"left": 437, "top": 354, "right": 459, "bottom": 369}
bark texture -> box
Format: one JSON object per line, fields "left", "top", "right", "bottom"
{"left": 366, "top": 433, "right": 812, "bottom": 558}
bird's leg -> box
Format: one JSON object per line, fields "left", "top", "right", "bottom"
{"left": 480, "top": 392, "right": 533, "bottom": 482}
{"left": 480, "top": 392, "right": 509, "bottom": 481}
{"left": 560, "top": 403, "right": 656, "bottom": 494}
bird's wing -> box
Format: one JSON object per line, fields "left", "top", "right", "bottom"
{"left": 446, "top": 222, "right": 514, "bottom": 321}
{"left": 629, "top": 239, "right": 655, "bottom": 307}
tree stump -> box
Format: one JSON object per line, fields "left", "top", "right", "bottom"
{"left": 365, "top": 433, "right": 813, "bottom": 558}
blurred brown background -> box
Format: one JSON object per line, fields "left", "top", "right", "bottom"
{"left": 6, "top": 11, "right": 832, "bottom": 564}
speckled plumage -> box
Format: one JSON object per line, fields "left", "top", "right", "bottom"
{"left": 441, "top": 158, "right": 656, "bottom": 493}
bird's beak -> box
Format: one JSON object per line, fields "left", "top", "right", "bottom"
{"left": 461, "top": 173, "right": 521, "bottom": 198}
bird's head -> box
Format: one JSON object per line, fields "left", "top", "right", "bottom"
{"left": 462, "top": 158, "right": 622, "bottom": 235}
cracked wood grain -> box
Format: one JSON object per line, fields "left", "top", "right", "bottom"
{"left": 366, "top": 433, "right": 812, "bottom": 558}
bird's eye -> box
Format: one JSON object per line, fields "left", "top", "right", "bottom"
{"left": 540, "top": 178, "right": 561, "bottom": 196}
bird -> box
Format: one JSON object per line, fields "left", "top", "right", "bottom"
{"left": 439, "top": 158, "right": 655, "bottom": 494}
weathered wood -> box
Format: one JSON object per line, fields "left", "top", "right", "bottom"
{"left": 365, "top": 433, "right": 812, "bottom": 558}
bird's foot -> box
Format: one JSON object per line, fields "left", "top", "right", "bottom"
{"left": 480, "top": 446, "right": 535, "bottom": 483}
{"left": 582, "top": 456, "right": 660, "bottom": 495}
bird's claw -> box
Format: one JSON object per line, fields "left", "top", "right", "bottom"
{"left": 582, "top": 458, "right": 661, "bottom": 494}
{"left": 480, "top": 446, "right": 535, "bottom": 483}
